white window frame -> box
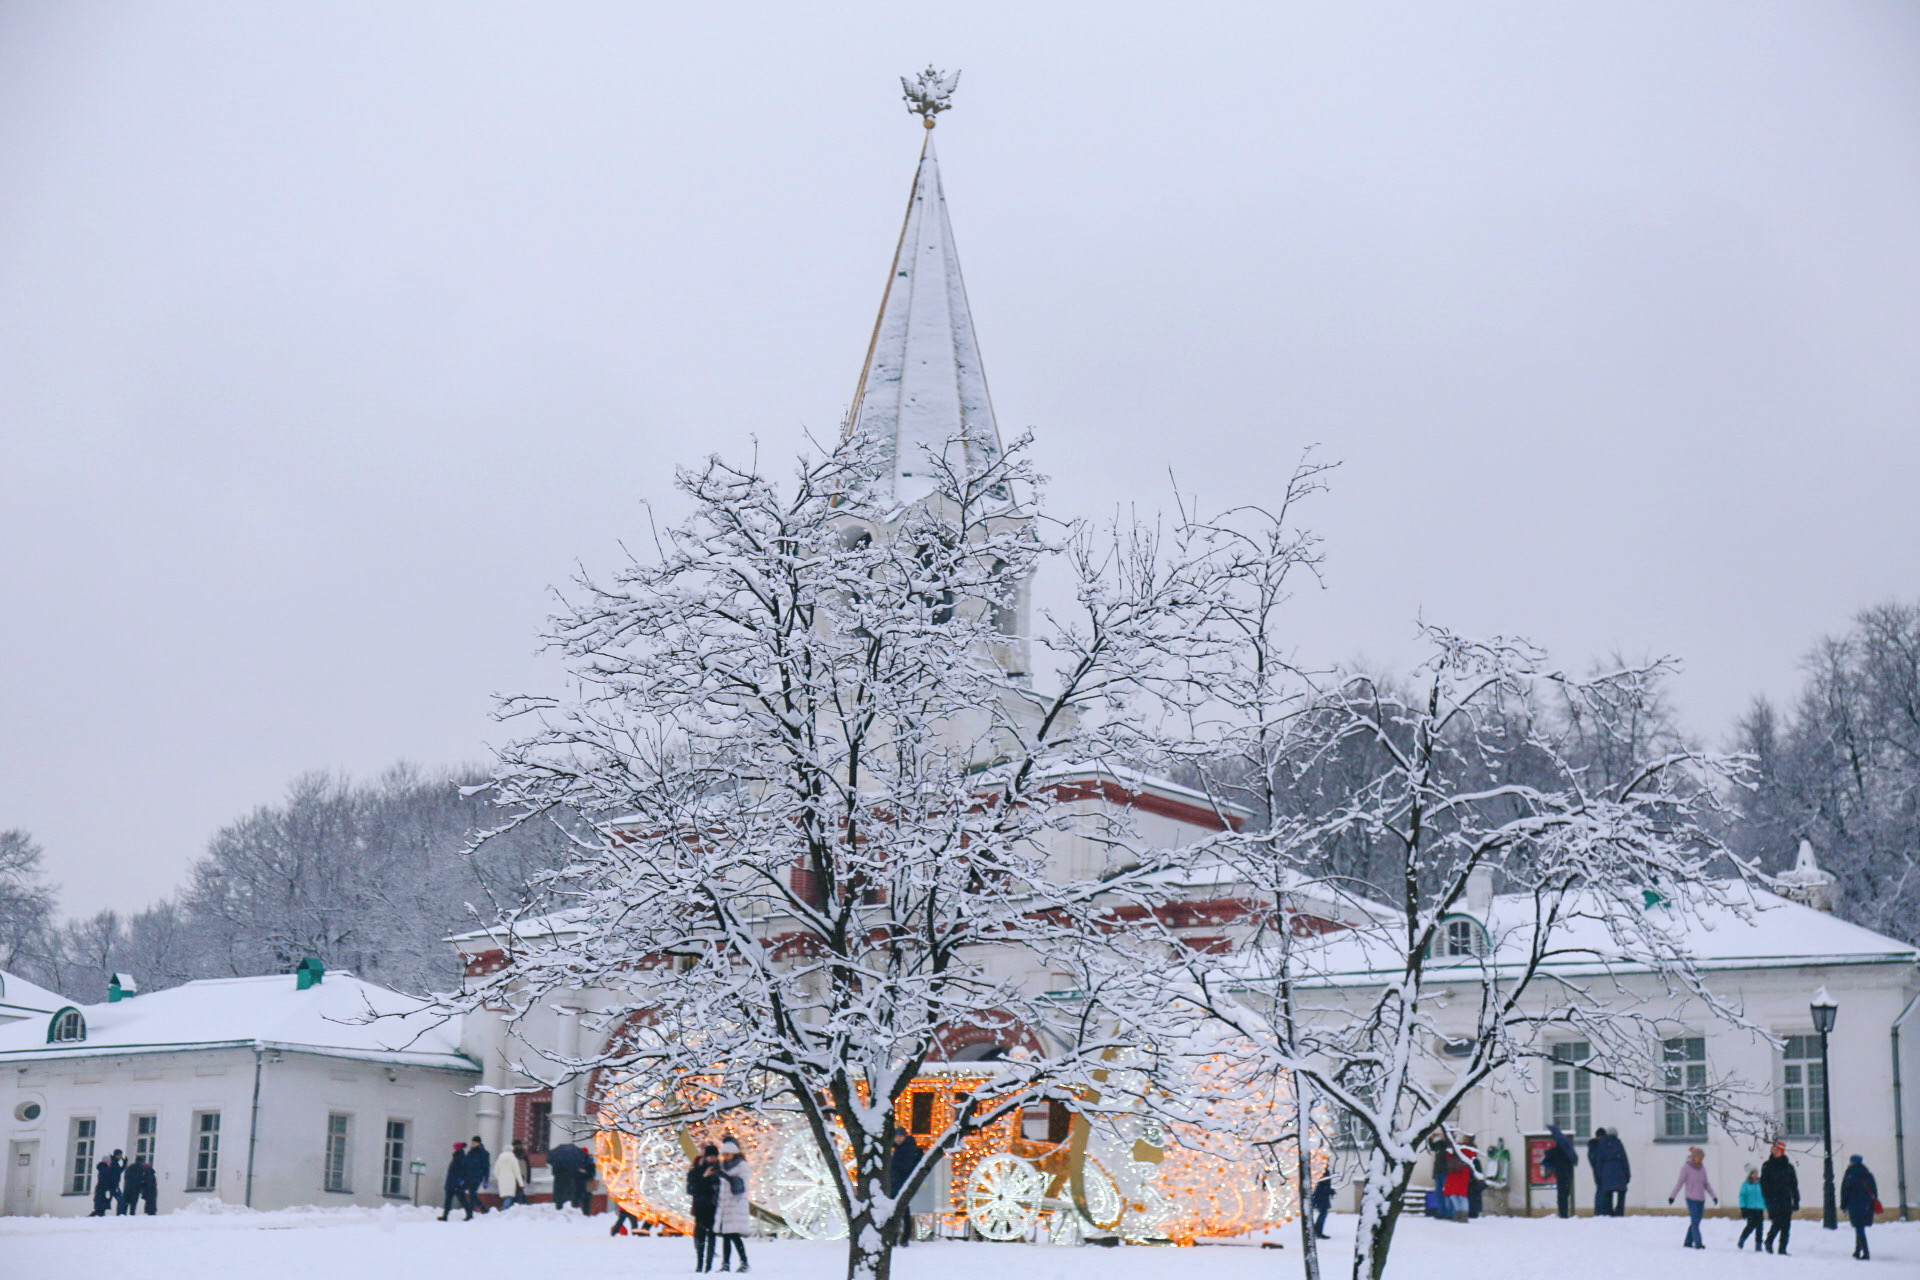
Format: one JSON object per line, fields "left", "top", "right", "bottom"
{"left": 1548, "top": 1041, "right": 1592, "bottom": 1138}
{"left": 1660, "top": 1035, "right": 1709, "bottom": 1141}
{"left": 323, "top": 1113, "right": 352, "bottom": 1193}
{"left": 190, "top": 1111, "right": 221, "bottom": 1191}
{"left": 66, "top": 1116, "right": 97, "bottom": 1195}
{"left": 129, "top": 1113, "right": 158, "bottom": 1166}
{"left": 381, "top": 1119, "right": 408, "bottom": 1199}
{"left": 1780, "top": 1033, "right": 1825, "bottom": 1140}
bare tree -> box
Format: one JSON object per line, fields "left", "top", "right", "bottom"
{"left": 0, "top": 829, "right": 55, "bottom": 974}
{"left": 1176, "top": 628, "right": 1758, "bottom": 1280}
{"left": 457, "top": 431, "right": 1231, "bottom": 1280}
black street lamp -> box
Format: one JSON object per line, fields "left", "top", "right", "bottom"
{"left": 1811, "top": 987, "right": 1838, "bottom": 1231}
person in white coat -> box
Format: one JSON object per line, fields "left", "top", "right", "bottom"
{"left": 494, "top": 1140, "right": 531, "bottom": 1209}
{"left": 716, "top": 1136, "right": 752, "bottom": 1273}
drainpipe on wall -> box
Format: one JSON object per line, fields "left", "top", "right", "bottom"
{"left": 244, "top": 1044, "right": 265, "bottom": 1208}
{"left": 1894, "top": 987, "right": 1920, "bottom": 1221}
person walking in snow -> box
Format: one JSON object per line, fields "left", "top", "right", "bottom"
{"left": 1311, "top": 1173, "right": 1334, "bottom": 1239}
{"left": 715, "top": 1135, "right": 752, "bottom": 1272}
{"left": 462, "top": 1135, "right": 493, "bottom": 1210}
{"left": 1543, "top": 1125, "right": 1579, "bottom": 1219}
{"left": 687, "top": 1144, "right": 722, "bottom": 1270}
{"left": 888, "top": 1128, "right": 922, "bottom": 1248}
{"left": 440, "top": 1141, "right": 476, "bottom": 1220}
{"left": 1839, "top": 1154, "right": 1879, "bottom": 1261}
{"left": 493, "top": 1139, "right": 530, "bottom": 1209}
{"left": 1736, "top": 1166, "right": 1766, "bottom": 1250}
{"left": 1667, "top": 1146, "right": 1718, "bottom": 1248}
{"left": 1760, "top": 1142, "right": 1800, "bottom": 1255}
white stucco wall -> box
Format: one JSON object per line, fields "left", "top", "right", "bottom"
{"left": 2, "top": 1046, "right": 476, "bottom": 1216}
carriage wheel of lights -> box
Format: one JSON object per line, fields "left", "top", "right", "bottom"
{"left": 766, "top": 1130, "right": 849, "bottom": 1240}
{"left": 966, "top": 1154, "right": 1048, "bottom": 1240}
{"left": 1075, "top": 1155, "right": 1123, "bottom": 1229}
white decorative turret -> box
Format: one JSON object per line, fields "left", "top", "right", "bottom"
{"left": 1775, "top": 837, "right": 1837, "bottom": 913}
{"left": 844, "top": 69, "right": 1003, "bottom": 508}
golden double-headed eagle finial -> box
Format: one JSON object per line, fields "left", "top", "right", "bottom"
{"left": 901, "top": 66, "right": 960, "bottom": 128}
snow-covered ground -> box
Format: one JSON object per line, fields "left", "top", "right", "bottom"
{"left": 5, "top": 1204, "right": 1912, "bottom": 1280}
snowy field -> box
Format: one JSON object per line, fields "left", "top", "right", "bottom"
{"left": 4, "top": 1205, "right": 1913, "bottom": 1280}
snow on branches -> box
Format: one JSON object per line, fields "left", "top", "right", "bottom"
{"left": 457, "top": 431, "right": 1215, "bottom": 1280}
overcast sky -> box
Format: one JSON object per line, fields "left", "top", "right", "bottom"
{"left": 3, "top": 3, "right": 1917, "bottom": 918}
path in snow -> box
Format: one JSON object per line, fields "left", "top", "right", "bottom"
{"left": 5, "top": 1204, "right": 1913, "bottom": 1280}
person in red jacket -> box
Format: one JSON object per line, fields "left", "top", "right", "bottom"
{"left": 1442, "top": 1134, "right": 1479, "bottom": 1223}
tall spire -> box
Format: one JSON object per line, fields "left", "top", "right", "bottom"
{"left": 844, "top": 71, "right": 1001, "bottom": 506}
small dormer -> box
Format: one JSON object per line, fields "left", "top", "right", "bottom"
{"left": 47, "top": 1006, "right": 86, "bottom": 1043}
{"left": 1430, "top": 914, "right": 1489, "bottom": 961}
{"left": 108, "top": 973, "right": 139, "bottom": 1002}
{"left": 295, "top": 956, "right": 326, "bottom": 990}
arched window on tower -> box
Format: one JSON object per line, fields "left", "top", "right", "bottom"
{"left": 915, "top": 545, "right": 955, "bottom": 626}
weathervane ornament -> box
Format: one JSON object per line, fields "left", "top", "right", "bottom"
{"left": 901, "top": 66, "right": 960, "bottom": 128}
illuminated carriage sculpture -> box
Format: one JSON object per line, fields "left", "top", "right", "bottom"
{"left": 595, "top": 1058, "right": 1321, "bottom": 1246}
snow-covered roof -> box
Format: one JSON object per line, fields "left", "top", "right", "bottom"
{"left": 0, "top": 970, "right": 477, "bottom": 1072}
{"left": 447, "top": 908, "right": 591, "bottom": 949}
{"left": 1224, "top": 884, "right": 1920, "bottom": 986}
{"left": 843, "top": 131, "right": 1002, "bottom": 506}
{"left": 0, "top": 969, "right": 71, "bottom": 1019}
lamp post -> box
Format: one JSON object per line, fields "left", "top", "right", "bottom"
{"left": 1811, "top": 987, "right": 1838, "bottom": 1231}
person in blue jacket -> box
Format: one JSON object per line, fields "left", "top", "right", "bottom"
{"left": 888, "top": 1128, "right": 923, "bottom": 1248}
{"left": 1840, "top": 1154, "right": 1879, "bottom": 1261}
{"left": 1542, "top": 1126, "right": 1578, "bottom": 1219}
{"left": 1736, "top": 1166, "right": 1766, "bottom": 1250}
{"left": 1311, "top": 1173, "right": 1334, "bottom": 1239}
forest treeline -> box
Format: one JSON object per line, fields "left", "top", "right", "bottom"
{"left": 2, "top": 599, "right": 1915, "bottom": 1001}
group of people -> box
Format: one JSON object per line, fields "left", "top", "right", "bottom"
{"left": 86, "top": 1149, "right": 158, "bottom": 1217}
{"left": 1545, "top": 1127, "right": 1883, "bottom": 1260}
{"left": 439, "top": 1134, "right": 598, "bottom": 1221}
{"left": 683, "top": 1136, "right": 754, "bottom": 1272}
{"left": 1540, "top": 1124, "right": 1634, "bottom": 1218}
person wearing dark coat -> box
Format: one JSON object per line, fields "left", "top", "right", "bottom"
{"left": 548, "top": 1140, "right": 595, "bottom": 1212}
{"left": 1760, "top": 1142, "right": 1800, "bottom": 1255}
{"left": 90, "top": 1149, "right": 125, "bottom": 1217}
{"left": 888, "top": 1129, "right": 923, "bottom": 1248}
{"left": 461, "top": 1136, "right": 493, "bottom": 1210}
{"left": 1311, "top": 1174, "right": 1335, "bottom": 1239}
{"left": 1839, "top": 1154, "right": 1879, "bottom": 1261}
{"left": 123, "top": 1157, "right": 157, "bottom": 1215}
{"left": 1587, "top": 1128, "right": 1630, "bottom": 1216}
{"left": 439, "top": 1142, "right": 477, "bottom": 1221}
{"left": 687, "top": 1144, "right": 721, "bottom": 1271}
{"left": 1543, "top": 1126, "right": 1578, "bottom": 1219}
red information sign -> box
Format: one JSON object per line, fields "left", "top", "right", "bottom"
{"left": 1525, "top": 1135, "right": 1557, "bottom": 1189}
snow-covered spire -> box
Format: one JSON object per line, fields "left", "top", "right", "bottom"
{"left": 1776, "top": 836, "right": 1837, "bottom": 913}
{"left": 844, "top": 88, "right": 1002, "bottom": 506}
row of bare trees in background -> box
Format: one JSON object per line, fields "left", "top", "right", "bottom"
{"left": 0, "top": 601, "right": 1913, "bottom": 1006}
{"left": 0, "top": 767, "right": 571, "bottom": 1001}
